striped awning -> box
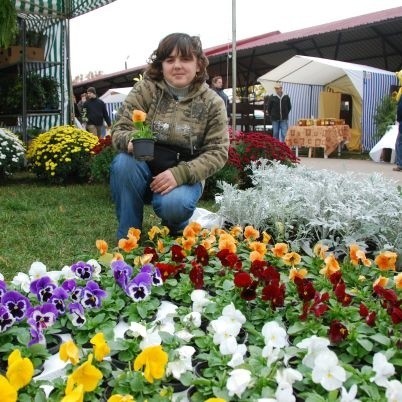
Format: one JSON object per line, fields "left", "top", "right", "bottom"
{"left": 13, "top": 0, "right": 117, "bottom": 19}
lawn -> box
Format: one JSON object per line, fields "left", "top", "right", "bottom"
{"left": 0, "top": 172, "right": 216, "bottom": 281}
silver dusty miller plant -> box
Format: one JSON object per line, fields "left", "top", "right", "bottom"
{"left": 216, "top": 159, "right": 401, "bottom": 257}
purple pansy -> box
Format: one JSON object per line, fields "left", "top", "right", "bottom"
{"left": 2, "top": 290, "right": 32, "bottom": 322}
{"left": 68, "top": 302, "right": 86, "bottom": 327}
{"left": 49, "top": 287, "right": 69, "bottom": 315}
{"left": 0, "top": 280, "right": 7, "bottom": 299}
{"left": 30, "top": 276, "right": 56, "bottom": 302}
{"left": 70, "top": 286, "right": 84, "bottom": 302}
{"left": 0, "top": 304, "right": 16, "bottom": 332}
{"left": 71, "top": 261, "right": 94, "bottom": 280}
{"left": 61, "top": 279, "right": 77, "bottom": 294}
{"left": 27, "top": 302, "right": 59, "bottom": 330}
{"left": 111, "top": 260, "right": 133, "bottom": 289}
{"left": 29, "top": 325, "right": 45, "bottom": 346}
{"left": 125, "top": 272, "right": 152, "bottom": 301}
{"left": 80, "top": 281, "right": 107, "bottom": 309}
{"left": 140, "top": 263, "right": 163, "bottom": 286}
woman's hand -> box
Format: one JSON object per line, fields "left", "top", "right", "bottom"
{"left": 150, "top": 170, "right": 178, "bottom": 195}
{"left": 127, "top": 140, "right": 134, "bottom": 154}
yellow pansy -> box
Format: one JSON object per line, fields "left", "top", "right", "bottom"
{"left": 60, "top": 340, "right": 80, "bottom": 365}
{"left": 6, "top": 349, "right": 34, "bottom": 391}
{"left": 61, "top": 383, "right": 84, "bottom": 402}
{"left": 282, "top": 251, "right": 302, "bottom": 267}
{"left": 69, "top": 353, "right": 103, "bottom": 392}
{"left": 108, "top": 395, "right": 135, "bottom": 402}
{"left": 133, "top": 345, "right": 168, "bottom": 383}
{"left": 0, "top": 375, "right": 18, "bottom": 402}
{"left": 90, "top": 333, "right": 111, "bottom": 362}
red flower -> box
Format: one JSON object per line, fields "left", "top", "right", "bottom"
{"left": 189, "top": 261, "right": 204, "bottom": 289}
{"left": 359, "top": 303, "right": 369, "bottom": 317}
{"left": 234, "top": 271, "right": 253, "bottom": 288}
{"left": 294, "top": 278, "right": 316, "bottom": 302}
{"left": 390, "top": 306, "right": 402, "bottom": 324}
{"left": 155, "top": 262, "right": 184, "bottom": 280}
{"left": 143, "top": 246, "right": 159, "bottom": 263}
{"left": 171, "top": 245, "right": 186, "bottom": 263}
{"left": 250, "top": 260, "right": 269, "bottom": 279}
{"left": 328, "top": 320, "right": 348, "bottom": 344}
{"left": 261, "top": 282, "right": 285, "bottom": 309}
{"left": 240, "top": 282, "right": 258, "bottom": 301}
{"left": 216, "top": 249, "right": 241, "bottom": 269}
{"left": 194, "top": 245, "right": 209, "bottom": 266}
{"left": 334, "top": 282, "right": 353, "bottom": 306}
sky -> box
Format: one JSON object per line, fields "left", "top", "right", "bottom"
{"left": 69, "top": 0, "right": 402, "bottom": 78}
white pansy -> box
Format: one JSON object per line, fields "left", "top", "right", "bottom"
{"left": 182, "top": 311, "right": 201, "bottom": 327}
{"left": 218, "top": 335, "right": 238, "bottom": 355}
{"left": 60, "top": 265, "right": 75, "bottom": 279}
{"left": 47, "top": 270, "right": 64, "bottom": 283}
{"left": 262, "top": 344, "right": 281, "bottom": 367}
{"left": 228, "top": 343, "right": 248, "bottom": 367}
{"left": 128, "top": 322, "right": 147, "bottom": 338}
{"left": 226, "top": 368, "right": 252, "bottom": 398}
{"left": 10, "top": 272, "right": 30, "bottom": 292}
{"left": 340, "top": 384, "right": 361, "bottom": 402}
{"left": 177, "top": 345, "right": 196, "bottom": 361}
{"left": 258, "top": 399, "right": 277, "bottom": 402}
{"left": 275, "top": 382, "right": 296, "bottom": 402}
{"left": 0, "top": 273, "right": 3, "bottom": 281}
{"left": 28, "top": 261, "right": 47, "bottom": 279}
{"left": 87, "top": 259, "right": 102, "bottom": 279}
{"left": 191, "top": 289, "right": 211, "bottom": 312}
{"left": 312, "top": 350, "right": 346, "bottom": 391}
{"left": 156, "top": 319, "right": 176, "bottom": 335}
{"left": 261, "top": 321, "right": 288, "bottom": 348}
{"left": 370, "top": 352, "right": 395, "bottom": 387}
{"left": 385, "top": 380, "right": 402, "bottom": 402}
{"left": 221, "top": 302, "right": 246, "bottom": 325}
{"left": 175, "top": 329, "right": 193, "bottom": 342}
{"left": 296, "top": 335, "right": 331, "bottom": 368}
{"left": 276, "top": 367, "right": 303, "bottom": 386}
{"left": 210, "top": 315, "right": 241, "bottom": 339}
{"left": 139, "top": 330, "right": 161, "bottom": 350}
{"left": 166, "top": 359, "right": 190, "bottom": 379}
{"left": 155, "top": 300, "right": 178, "bottom": 321}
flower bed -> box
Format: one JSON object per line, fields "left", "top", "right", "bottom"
{"left": 0, "top": 222, "right": 401, "bottom": 401}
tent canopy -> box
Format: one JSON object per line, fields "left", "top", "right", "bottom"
{"left": 258, "top": 55, "right": 395, "bottom": 97}
{"left": 99, "top": 87, "right": 132, "bottom": 104}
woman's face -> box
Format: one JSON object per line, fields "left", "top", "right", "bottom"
{"left": 162, "top": 47, "right": 199, "bottom": 88}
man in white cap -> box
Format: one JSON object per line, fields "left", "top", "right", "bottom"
{"left": 266, "top": 82, "right": 291, "bottom": 142}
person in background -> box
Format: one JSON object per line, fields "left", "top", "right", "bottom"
{"left": 110, "top": 33, "right": 229, "bottom": 239}
{"left": 83, "top": 87, "right": 111, "bottom": 137}
{"left": 266, "top": 82, "right": 291, "bottom": 142}
{"left": 210, "top": 75, "right": 230, "bottom": 118}
{"left": 393, "top": 93, "right": 402, "bottom": 171}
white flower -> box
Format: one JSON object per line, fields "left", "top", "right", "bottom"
{"left": 211, "top": 315, "right": 241, "bottom": 340}
{"left": 155, "top": 300, "right": 178, "bottom": 322}
{"left": 276, "top": 367, "right": 303, "bottom": 386}
{"left": 221, "top": 302, "right": 246, "bottom": 325}
{"left": 182, "top": 311, "right": 201, "bottom": 328}
{"left": 0, "top": 273, "right": 3, "bottom": 280}
{"left": 47, "top": 270, "right": 64, "bottom": 283}
{"left": 11, "top": 272, "right": 30, "bottom": 292}
{"left": 139, "top": 330, "right": 161, "bottom": 349}
{"left": 166, "top": 345, "right": 195, "bottom": 379}
{"left": 226, "top": 368, "right": 252, "bottom": 398}
{"left": 370, "top": 352, "right": 395, "bottom": 387}
{"left": 177, "top": 345, "right": 196, "bottom": 361}
{"left": 87, "top": 259, "right": 102, "bottom": 279}
{"left": 340, "top": 384, "right": 361, "bottom": 402}
{"left": 191, "top": 289, "right": 211, "bottom": 312}
{"left": 262, "top": 344, "right": 281, "bottom": 367}
{"left": 175, "top": 329, "right": 193, "bottom": 342}
{"left": 28, "top": 261, "right": 47, "bottom": 279}
{"left": 60, "top": 265, "right": 76, "bottom": 279}
{"left": 218, "top": 335, "right": 239, "bottom": 355}
{"left": 261, "top": 321, "right": 288, "bottom": 348}
{"left": 275, "top": 382, "right": 296, "bottom": 402}
{"left": 311, "top": 350, "right": 346, "bottom": 391}
{"left": 128, "top": 322, "right": 147, "bottom": 338}
{"left": 385, "top": 379, "right": 402, "bottom": 402}
{"left": 296, "top": 335, "right": 331, "bottom": 368}
{"left": 228, "top": 343, "right": 247, "bottom": 368}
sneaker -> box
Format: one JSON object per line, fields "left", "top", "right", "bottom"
{"left": 393, "top": 166, "right": 402, "bottom": 171}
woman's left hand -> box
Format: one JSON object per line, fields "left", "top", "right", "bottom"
{"left": 150, "top": 169, "right": 178, "bottom": 195}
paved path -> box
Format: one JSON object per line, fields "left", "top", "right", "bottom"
{"left": 298, "top": 157, "right": 402, "bottom": 186}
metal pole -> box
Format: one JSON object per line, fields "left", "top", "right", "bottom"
{"left": 231, "top": 0, "right": 237, "bottom": 133}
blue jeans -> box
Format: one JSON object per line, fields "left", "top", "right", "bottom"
{"left": 110, "top": 153, "right": 203, "bottom": 239}
{"left": 272, "top": 120, "right": 289, "bottom": 142}
{"left": 396, "top": 122, "right": 402, "bottom": 168}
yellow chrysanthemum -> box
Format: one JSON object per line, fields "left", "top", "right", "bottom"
{"left": 133, "top": 345, "right": 168, "bottom": 383}
{"left": 60, "top": 340, "right": 80, "bottom": 365}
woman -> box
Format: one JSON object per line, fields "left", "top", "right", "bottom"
{"left": 110, "top": 33, "right": 229, "bottom": 239}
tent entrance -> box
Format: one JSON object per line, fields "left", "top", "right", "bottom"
{"left": 340, "top": 94, "right": 353, "bottom": 127}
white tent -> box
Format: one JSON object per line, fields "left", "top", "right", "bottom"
{"left": 100, "top": 87, "right": 132, "bottom": 122}
{"left": 258, "top": 55, "right": 396, "bottom": 151}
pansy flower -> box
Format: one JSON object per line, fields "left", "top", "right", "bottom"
{"left": 69, "top": 302, "right": 86, "bottom": 327}
{"left": 1, "top": 290, "right": 31, "bottom": 322}
{"left": 125, "top": 272, "right": 152, "bottom": 301}
{"left": 29, "top": 276, "right": 56, "bottom": 302}
{"left": 328, "top": 320, "right": 348, "bottom": 344}
{"left": 0, "top": 280, "right": 7, "bottom": 298}
{"left": 80, "top": 281, "right": 107, "bottom": 309}
{"left": 0, "top": 305, "right": 15, "bottom": 332}
{"left": 49, "top": 287, "right": 69, "bottom": 314}
{"left": 27, "top": 302, "right": 59, "bottom": 330}
{"left": 140, "top": 263, "right": 163, "bottom": 286}
{"left": 61, "top": 278, "right": 77, "bottom": 294}
{"left": 71, "top": 261, "right": 94, "bottom": 280}
{"left": 111, "top": 260, "right": 133, "bottom": 289}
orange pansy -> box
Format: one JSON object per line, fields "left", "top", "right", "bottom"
{"left": 313, "top": 243, "right": 329, "bottom": 259}
{"left": 374, "top": 251, "right": 398, "bottom": 271}
{"left": 271, "top": 242, "right": 288, "bottom": 258}
{"left": 262, "top": 231, "right": 272, "bottom": 244}
{"left": 244, "top": 225, "right": 260, "bottom": 241}
{"left": 127, "top": 227, "right": 141, "bottom": 241}
{"left": 282, "top": 252, "right": 302, "bottom": 267}
{"left": 249, "top": 241, "right": 267, "bottom": 255}
{"left": 95, "top": 239, "right": 108, "bottom": 255}
{"left": 132, "top": 109, "right": 146, "bottom": 123}
{"left": 250, "top": 250, "right": 264, "bottom": 262}
{"left": 373, "top": 275, "right": 389, "bottom": 288}
{"left": 320, "top": 253, "right": 340, "bottom": 277}
{"left": 394, "top": 272, "right": 402, "bottom": 289}
{"left": 218, "top": 233, "right": 237, "bottom": 253}
{"left": 230, "top": 225, "right": 243, "bottom": 239}
{"left": 289, "top": 267, "right": 308, "bottom": 281}
{"left": 118, "top": 236, "right": 138, "bottom": 253}
{"left": 182, "top": 237, "right": 196, "bottom": 251}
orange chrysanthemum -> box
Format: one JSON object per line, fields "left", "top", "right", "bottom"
{"left": 95, "top": 239, "right": 108, "bottom": 255}
{"left": 244, "top": 225, "right": 260, "bottom": 241}
{"left": 271, "top": 242, "right": 288, "bottom": 258}
{"left": 374, "top": 251, "right": 398, "bottom": 271}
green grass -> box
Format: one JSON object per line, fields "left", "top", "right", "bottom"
{"left": 0, "top": 172, "right": 216, "bottom": 281}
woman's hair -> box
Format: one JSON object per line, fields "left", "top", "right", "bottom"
{"left": 146, "top": 33, "right": 209, "bottom": 85}
{"left": 211, "top": 76, "right": 223, "bottom": 85}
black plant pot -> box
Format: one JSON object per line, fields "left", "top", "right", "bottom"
{"left": 132, "top": 139, "right": 155, "bottom": 161}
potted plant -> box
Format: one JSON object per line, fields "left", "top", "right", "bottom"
{"left": 130, "top": 109, "right": 155, "bottom": 161}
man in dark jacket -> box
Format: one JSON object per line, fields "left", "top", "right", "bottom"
{"left": 393, "top": 95, "right": 402, "bottom": 171}
{"left": 83, "top": 87, "right": 111, "bottom": 137}
{"left": 266, "top": 82, "right": 291, "bottom": 142}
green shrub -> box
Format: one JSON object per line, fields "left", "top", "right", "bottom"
{"left": 374, "top": 94, "right": 397, "bottom": 140}
{"left": 90, "top": 135, "right": 117, "bottom": 183}
{"left": 26, "top": 125, "right": 99, "bottom": 183}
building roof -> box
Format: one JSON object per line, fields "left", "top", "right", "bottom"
{"left": 73, "top": 6, "right": 402, "bottom": 96}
